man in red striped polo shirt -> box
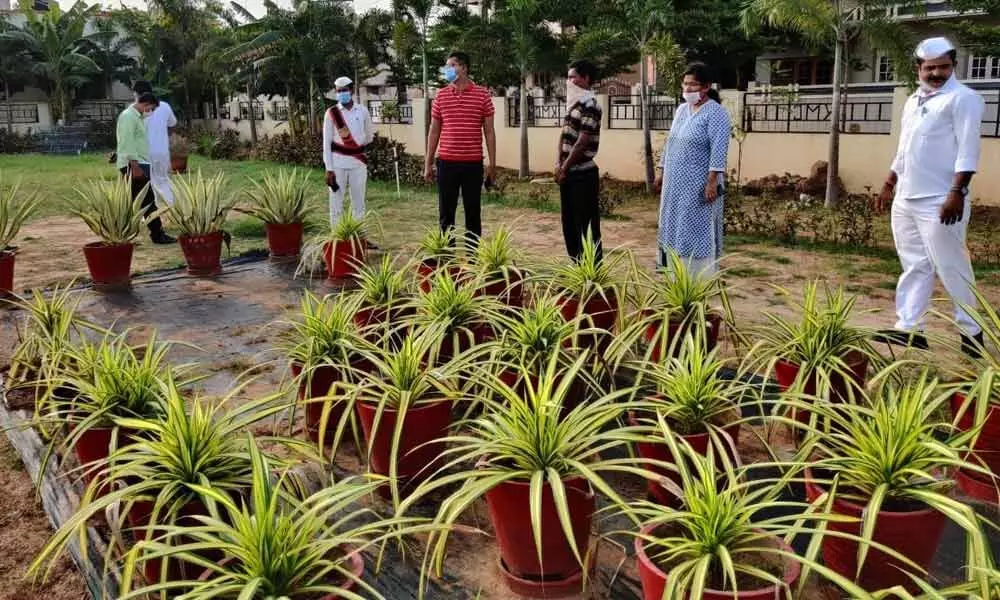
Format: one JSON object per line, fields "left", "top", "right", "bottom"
{"left": 424, "top": 51, "right": 498, "bottom": 250}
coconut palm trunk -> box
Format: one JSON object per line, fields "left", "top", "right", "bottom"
{"left": 825, "top": 36, "right": 844, "bottom": 209}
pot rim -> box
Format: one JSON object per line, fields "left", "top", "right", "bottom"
{"left": 475, "top": 458, "right": 597, "bottom": 499}
{"left": 357, "top": 397, "right": 452, "bottom": 414}
{"left": 0, "top": 248, "right": 16, "bottom": 258}
{"left": 197, "top": 545, "right": 365, "bottom": 593}
{"left": 628, "top": 409, "right": 741, "bottom": 441}
{"left": 84, "top": 241, "right": 135, "bottom": 249}
{"left": 635, "top": 523, "right": 802, "bottom": 596}
{"left": 804, "top": 468, "right": 941, "bottom": 517}
{"left": 179, "top": 231, "right": 224, "bottom": 241}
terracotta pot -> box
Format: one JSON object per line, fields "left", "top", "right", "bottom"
{"left": 644, "top": 311, "right": 724, "bottom": 362}
{"left": 72, "top": 425, "right": 140, "bottom": 497}
{"left": 631, "top": 412, "right": 741, "bottom": 506}
{"left": 559, "top": 292, "right": 618, "bottom": 351}
{"left": 485, "top": 476, "right": 594, "bottom": 585}
{"left": 0, "top": 250, "right": 14, "bottom": 296}
{"left": 265, "top": 222, "right": 304, "bottom": 258}
{"left": 418, "top": 259, "right": 463, "bottom": 293}
{"left": 290, "top": 362, "right": 350, "bottom": 444}
{"left": 478, "top": 272, "right": 524, "bottom": 306}
{"left": 951, "top": 393, "right": 1000, "bottom": 475}
{"left": 356, "top": 399, "right": 452, "bottom": 495}
{"left": 956, "top": 469, "right": 1000, "bottom": 504}
{"left": 774, "top": 351, "right": 869, "bottom": 431}
{"left": 804, "top": 471, "right": 946, "bottom": 592}
{"left": 635, "top": 524, "right": 801, "bottom": 599}
{"left": 83, "top": 242, "right": 133, "bottom": 287}
{"left": 197, "top": 549, "right": 365, "bottom": 596}
{"left": 324, "top": 239, "right": 366, "bottom": 279}
{"left": 179, "top": 232, "right": 224, "bottom": 277}
{"left": 128, "top": 497, "right": 216, "bottom": 584}
{"left": 170, "top": 155, "right": 188, "bottom": 174}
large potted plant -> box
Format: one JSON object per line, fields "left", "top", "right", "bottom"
{"left": 548, "top": 234, "right": 626, "bottom": 351}
{"left": 302, "top": 212, "right": 369, "bottom": 279}
{"left": 239, "top": 168, "right": 315, "bottom": 258}
{"left": 627, "top": 429, "right": 874, "bottom": 600}
{"left": 115, "top": 441, "right": 424, "bottom": 600}
{"left": 470, "top": 226, "right": 524, "bottom": 306}
{"left": 168, "top": 171, "right": 236, "bottom": 277}
{"left": 629, "top": 333, "right": 753, "bottom": 506}
{"left": 28, "top": 379, "right": 299, "bottom": 587}
{"left": 798, "top": 368, "right": 995, "bottom": 594}
{"left": 0, "top": 175, "right": 41, "bottom": 296}
{"left": 489, "top": 294, "right": 579, "bottom": 390}
{"left": 278, "top": 291, "right": 371, "bottom": 447}
{"left": 351, "top": 253, "right": 413, "bottom": 343}
{"left": 169, "top": 132, "right": 192, "bottom": 174}
{"left": 417, "top": 228, "right": 459, "bottom": 293}
{"left": 71, "top": 177, "right": 159, "bottom": 288}
{"left": 404, "top": 351, "right": 643, "bottom": 597}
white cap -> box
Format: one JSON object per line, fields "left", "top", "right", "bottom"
{"left": 334, "top": 76, "right": 353, "bottom": 89}
{"left": 915, "top": 37, "right": 955, "bottom": 60}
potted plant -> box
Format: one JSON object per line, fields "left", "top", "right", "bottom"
{"left": 71, "top": 177, "right": 160, "bottom": 288}
{"left": 278, "top": 291, "right": 371, "bottom": 447}
{"left": 115, "top": 441, "right": 425, "bottom": 600}
{"left": 798, "top": 368, "right": 995, "bottom": 594}
{"left": 168, "top": 171, "right": 236, "bottom": 277}
{"left": 169, "top": 132, "right": 192, "bottom": 174}
{"left": 352, "top": 253, "right": 413, "bottom": 344}
{"left": 749, "top": 282, "right": 880, "bottom": 434}
{"left": 406, "top": 271, "right": 503, "bottom": 363}
{"left": 403, "top": 351, "right": 643, "bottom": 597}
{"left": 417, "top": 228, "right": 459, "bottom": 293}
{"left": 28, "top": 379, "right": 300, "bottom": 587}
{"left": 346, "top": 325, "right": 459, "bottom": 504}
{"left": 626, "top": 428, "right": 874, "bottom": 600}
{"left": 301, "top": 212, "right": 369, "bottom": 280}
{"left": 470, "top": 225, "right": 524, "bottom": 306}
{"left": 629, "top": 333, "right": 753, "bottom": 506}
{"left": 238, "top": 168, "right": 315, "bottom": 258}
{"left": 489, "top": 294, "right": 579, "bottom": 390}
{"left": 0, "top": 175, "right": 41, "bottom": 296}
{"left": 612, "top": 249, "right": 736, "bottom": 365}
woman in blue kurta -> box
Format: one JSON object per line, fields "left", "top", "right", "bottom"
{"left": 656, "top": 62, "right": 731, "bottom": 276}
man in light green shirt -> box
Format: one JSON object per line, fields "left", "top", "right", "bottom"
{"left": 117, "top": 93, "right": 173, "bottom": 244}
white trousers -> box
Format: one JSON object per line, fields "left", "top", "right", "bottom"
{"left": 149, "top": 153, "right": 174, "bottom": 206}
{"left": 657, "top": 247, "right": 718, "bottom": 279}
{"left": 329, "top": 166, "right": 368, "bottom": 225}
{"left": 891, "top": 194, "right": 979, "bottom": 336}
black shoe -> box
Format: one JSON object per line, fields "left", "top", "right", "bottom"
{"left": 873, "top": 329, "right": 929, "bottom": 350}
{"left": 962, "top": 332, "right": 985, "bottom": 359}
{"left": 151, "top": 233, "right": 176, "bottom": 245}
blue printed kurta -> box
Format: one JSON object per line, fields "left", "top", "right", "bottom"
{"left": 658, "top": 101, "right": 731, "bottom": 259}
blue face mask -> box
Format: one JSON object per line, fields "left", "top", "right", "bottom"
{"left": 336, "top": 91, "right": 352, "bottom": 105}
{"left": 442, "top": 65, "right": 458, "bottom": 83}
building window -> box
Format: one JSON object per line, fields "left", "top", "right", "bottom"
{"left": 770, "top": 58, "right": 834, "bottom": 86}
{"left": 967, "top": 55, "right": 1000, "bottom": 80}
{"left": 876, "top": 54, "right": 895, "bottom": 82}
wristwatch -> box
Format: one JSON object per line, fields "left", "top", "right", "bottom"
{"left": 951, "top": 186, "right": 969, "bottom": 196}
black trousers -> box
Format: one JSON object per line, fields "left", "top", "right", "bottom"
{"left": 437, "top": 159, "right": 483, "bottom": 250}
{"left": 119, "top": 164, "right": 164, "bottom": 236}
{"left": 559, "top": 168, "right": 602, "bottom": 263}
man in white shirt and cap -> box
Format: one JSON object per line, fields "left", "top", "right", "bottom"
{"left": 877, "top": 37, "right": 985, "bottom": 357}
{"left": 323, "top": 76, "right": 375, "bottom": 229}
{"left": 131, "top": 80, "right": 176, "bottom": 244}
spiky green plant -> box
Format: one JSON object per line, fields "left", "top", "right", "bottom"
{"left": 355, "top": 253, "right": 411, "bottom": 309}
{"left": 548, "top": 233, "right": 622, "bottom": 302}
{"left": 0, "top": 173, "right": 41, "bottom": 250}
{"left": 71, "top": 177, "right": 153, "bottom": 244}
{"left": 406, "top": 271, "right": 503, "bottom": 360}
{"left": 167, "top": 170, "right": 235, "bottom": 237}
{"left": 239, "top": 168, "right": 315, "bottom": 224}
{"left": 419, "top": 227, "right": 457, "bottom": 264}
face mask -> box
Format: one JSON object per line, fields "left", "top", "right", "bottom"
{"left": 682, "top": 91, "right": 703, "bottom": 104}
{"left": 566, "top": 80, "right": 592, "bottom": 110}
{"left": 337, "top": 91, "right": 352, "bottom": 104}
{"left": 442, "top": 66, "right": 458, "bottom": 83}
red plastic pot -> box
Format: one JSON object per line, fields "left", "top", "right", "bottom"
{"left": 559, "top": 293, "right": 618, "bottom": 351}
{"left": 83, "top": 241, "right": 134, "bottom": 287}
{"left": 290, "top": 362, "right": 350, "bottom": 444}
{"left": 0, "top": 250, "right": 14, "bottom": 296}
{"left": 438, "top": 323, "right": 493, "bottom": 363}
{"left": 73, "top": 426, "right": 138, "bottom": 493}
{"left": 485, "top": 475, "right": 594, "bottom": 586}
{"left": 128, "top": 497, "right": 215, "bottom": 584}
{"left": 265, "top": 222, "right": 304, "bottom": 258}
{"left": 804, "top": 471, "right": 946, "bottom": 592}
{"left": 774, "top": 351, "right": 869, "bottom": 431}
{"left": 356, "top": 399, "right": 452, "bottom": 494}
{"left": 478, "top": 273, "right": 524, "bottom": 306}
{"left": 956, "top": 469, "right": 1000, "bottom": 504}
{"left": 631, "top": 412, "right": 741, "bottom": 506}
{"left": 645, "top": 311, "right": 724, "bottom": 362}
{"left": 170, "top": 155, "right": 188, "bottom": 174}
{"left": 324, "top": 239, "right": 366, "bottom": 279}
{"left": 951, "top": 393, "right": 1000, "bottom": 475}
{"left": 635, "top": 524, "right": 801, "bottom": 599}
{"left": 179, "top": 232, "right": 223, "bottom": 277}
{"left": 418, "top": 259, "right": 464, "bottom": 293}
{"left": 198, "top": 550, "right": 365, "bottom": 596}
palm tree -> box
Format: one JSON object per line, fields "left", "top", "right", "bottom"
{"left": 0, "top": 0, "right": 102, "bottom": 123}
{"left": 741, "top": 0, "right": 914, "bottom": 208}
{"left": 393, "top": 0, "right": 436, "bottom": 139}
{"left": 502, "top": 0, "right": 545, "bottom": 178}
{"left": 82, "top": 17, "right": 139, "bottom": 100}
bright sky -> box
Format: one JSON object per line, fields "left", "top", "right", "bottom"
{"left": 109, "top": 0, "right": 392, "bottom": 20}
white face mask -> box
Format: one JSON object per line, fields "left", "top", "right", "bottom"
{"left": 682, "top": 91, "right": 703, "bottom": 104}
{"left": 566, "top": 80, "right": 590, "bottom": 110}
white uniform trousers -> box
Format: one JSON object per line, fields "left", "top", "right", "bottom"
{"left": 329, "top": 166, "right": 368, "bottom": 225}
{"left": 149, "top": 153, "right": 174, "bottom": 206}
{"left": 891, "top": 194, "right": 979, "bottom": 336}
{"left": 657, "top": 247, "right": 719, "bottom": 279}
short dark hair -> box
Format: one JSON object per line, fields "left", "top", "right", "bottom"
{"left": 569, "top": 59, "right": 598, "bottom": 84}
{"left": 916, "top": 49, "right": 957, "bottom": 66}
{"left": 448, "top": 51, "right": 470, "bottom": 70}
{"left": 136, "top": 92, "right": 159, "bottom": 107}
{"left": 132, "top": 80, "right": 152, "bottom": 94}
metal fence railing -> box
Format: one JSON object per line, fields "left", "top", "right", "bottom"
{"left": 607, "top": 96, "right": 678, "bottom": 130}
{"left": 219, "top": 104, "right": 231, "bottom": 120}
{"left": 507, "top": 97, "right": 565, "bottom": 127}
{"left": 238, "top": 101, "right": 264, "bottom": 121}
{"left": 270, "top": 101, "right": 288, "bottom": 121}
{"left": 741, "top": 92, "right": 892, "bottom": 134}
{"left": 0, "top": 103, "right": 40, "bottom": 124}
{"left": 75, "top": 101, "right": 128, "bottom": 122}
{"left": 368, "top": 101, "right": 413, "bottom": 124}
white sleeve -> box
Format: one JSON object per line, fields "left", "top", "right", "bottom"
{"left": 322, "top": 109, "right": 334, "bottom": 171}
{"left": 166, "top": 103, "right": 177, "bottom": 128}
{"left": 363, "top": 106, "right": 375, "bottom": 145}
{"left": 891, "top": 99, "right": 912, "bottom": 176}
{"left": 953, "top": 91, "right": 984, "bottom": 174}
